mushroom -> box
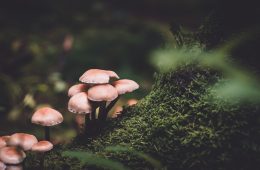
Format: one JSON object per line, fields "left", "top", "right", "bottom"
{"left": 68, "top": 92, "right": 93, "bottom": 114}
{"left": 111, "top": 106, "right": 123, "bottom": 118}
{"left": 79, "top": 69, "right": 119, "bottom": 84}
{"left": 87, "top": 84, "right": 118, "bottom": 120}
{"left": 127, "top": 98, "right": 138, "bottom": 106}
{"left": 7, "top": 133, "right": 38, "bottom": 151}
{"left": 31, "top": 141, "right": 53, "bottom": 152}
{"left": 105, "top": 79, "right": 139, "bottom": 117}
{"left": 31, "top": 107, "right": 63, "bottom": 141}
{"left": 31, "top": 141, "right": 53, "bottom": 169}
{"left": 112, "top": 79, "right": 139, "bottom": 95}
{"left": 68, "top": 92, "right": 93, "bottom": 133}
{"left": 68, "top": 84, "right": 88, "bottom": 97}
{"left": 0, "top": 147, "right": 26, "bottom": 165}
{"left": 0, "top": 161, "right": 6, "bottom": 170}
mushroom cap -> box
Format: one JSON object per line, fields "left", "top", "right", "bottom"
{"left": 31, "top": 107, "right": 63, "bottom": 126}
{"left": 127, "top": 99, "right": 138, "bottom": 106}
{"left": 0, "top": 147, "right": 26, "bottom": 165}
{"left": 31, "top": 141, "right": 53, "bottom": 152}
{"left": 7, "top": 133, "right": 38, "bottom": 151}
{"left": 105, "top": 70, "right": 120, "bottom": 79}
{"left": 68, "top": 84, "right": 88, "bottom": 97}
{"left": 68, "top": 92, "right": 93, "bottom": 114}
{"left": 112, "top": 79, "right": 139, "bottom": 95}
{"left": 79, "top": 69, "right": 119, "bottom": 84}
{"left": 87, "top": 84, "right": 118, "bottom": 102}
{"left": 111, "top": 106, "right": 123, "bottom": 118}
{"left": 0, "top": 161, "right": 6, "bottom": 169}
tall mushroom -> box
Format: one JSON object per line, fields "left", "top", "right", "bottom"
{"left": 68, "top": 92, "right": 93, "bottom": 133}
{"left": 31, "top": 107, "right": 63, "bottom": 141}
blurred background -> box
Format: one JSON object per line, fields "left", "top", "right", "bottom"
{"left": 0, "top": 0, "right": 259, "bottom": 142}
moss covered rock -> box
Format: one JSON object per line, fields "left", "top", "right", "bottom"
{"left": 26, "top": 66, "right": 260, "bottom": 170}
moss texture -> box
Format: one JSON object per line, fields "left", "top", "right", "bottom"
{"left": 26, "top": 66, "right": 260, "bottom": 170}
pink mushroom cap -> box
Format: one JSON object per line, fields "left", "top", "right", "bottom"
{"left": 7, "top": 133, "right": 38, "bottom": 151}
{"left": 68, "top": 92, "right": 93, "bottom": 114}
{"left": 0, "top": 147, "right": 26, "bottom": 164}
{"left": 112, "top": 79, "right": 139, "bottom": 95}
{"left": 31, "top": 141, "right": 53, "bottom": 152}
{"left": 68, "top": 84, "right": 88, "bottom": 97}
{"left": 31, "top": 107, "right": 63, "bottom": 127}
{"left": 79, "top": 69, "right": 119, "bottom": 84}
{"left": 87, "top": 84, "right": 118, "bottom": 102}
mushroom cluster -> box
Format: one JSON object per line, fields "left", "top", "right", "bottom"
{"left": 0, "top": 107, "right": 62, "bottom": 169}
{"left": 67, "top": 69, "right": 139, "bottom": 134}
{"left": 0, "top": 133, "right": 53, "bottom": 169}
{"left": 0, "top": 68, "right": 139, "bottom": 168}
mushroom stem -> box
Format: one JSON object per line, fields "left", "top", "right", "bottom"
{"left": 99, "top": 101, "right": 107, "bottom": 120}
{"left": 45, "top": 127, "right": 50, "bottom": 141}
{"left": 105, "top": 97, "right": 120, "bottom": 115}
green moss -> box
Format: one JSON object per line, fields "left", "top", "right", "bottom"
{"left": 26, "top": 66, "right": 260, "bottom": 170}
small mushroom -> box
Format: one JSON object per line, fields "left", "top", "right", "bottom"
{"left": 111, "top": 106, "right": 123, "bottom": 118}
{"left": 79, "top": 69, "right": 119, "bottom": 84}
{"left": 127, "top": 99, "right": 138, "bottom": 106}
{"left": 0, "top": 147, "right": 26, "bottom": 165}
{"left": 68, "top": 92, "right": 94, "bottom": 133}
{"left": 31, "top": 141, "right": 53, "bottom": 169}
{"left": 31, "top": 141, "right": 53, "bottom": 152}
{"left": 31, "top": 107, "right": 63, "bottom": 141}
{"left": 7, "top": 133, "right": 38, "bottom": 151}
{"left": 68, "top": 84, "right": 88, "bottom": 97}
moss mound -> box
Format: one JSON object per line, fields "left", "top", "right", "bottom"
{"left": 26, "top": 66, "right": 260, "bottom": 170}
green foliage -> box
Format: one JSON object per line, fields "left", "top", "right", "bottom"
{"left": 62, "top": 151, "right": 130, "bottom": 170}
{"left": 105, "top": 146, "right": 163, "bottom": 169}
